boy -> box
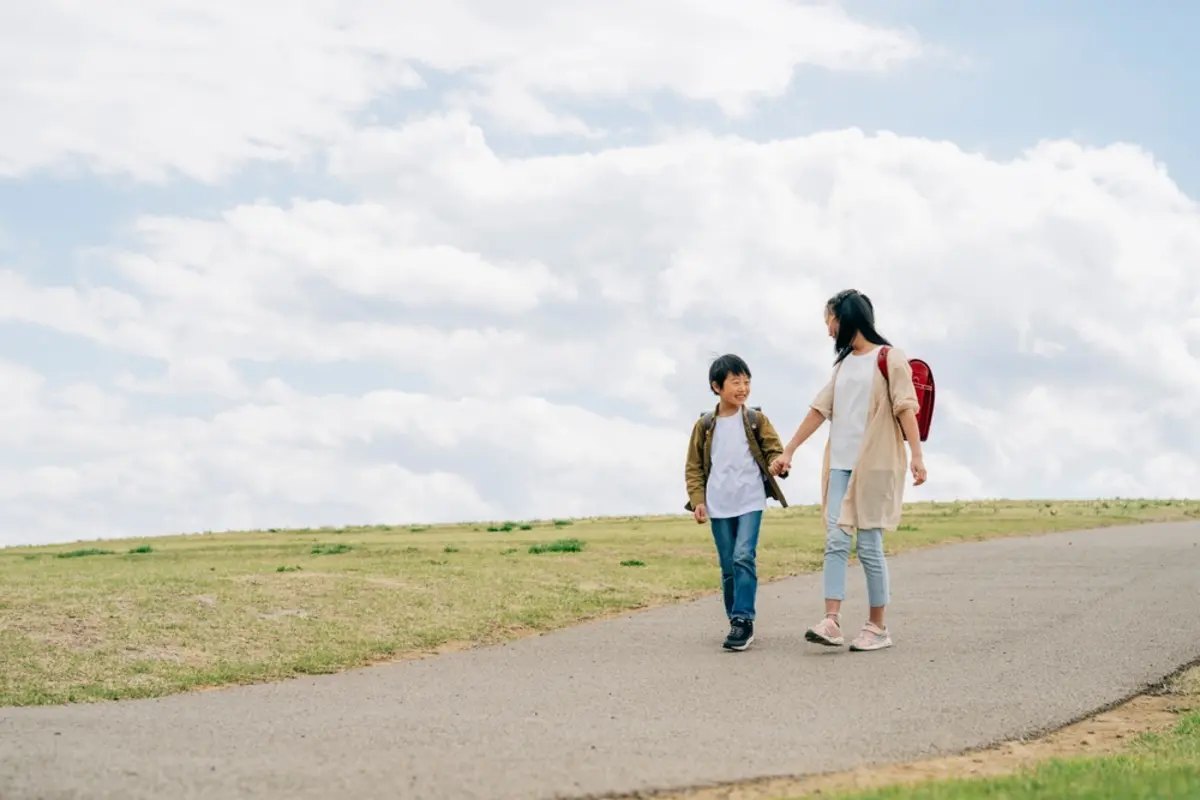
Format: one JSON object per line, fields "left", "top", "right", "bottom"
{"left": 685, "top": 354, "right": 788, "bottom": 651}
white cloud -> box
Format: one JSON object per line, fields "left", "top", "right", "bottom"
{"left": 6, "top": 111, "right": 1200, "bottom": 546}
{"left": 3, "top": 4, "right": 1198, "bottom": 548}
{"left": 330, "top": 117, "right": 1200, "bottom": 372}
{"left": 114, "top": 357, "right": 247, "bottom": 399}
{"left": 0, "top": 369, "right": 682, "bottom": 544}
{"left": 0, "top": 0, "right": 921, "bottom": 182}
{"left": 121, "top": 201, "right": 576, "bottom": 314}
{"left": 0, "top": 361, "right": 46, "bottom": 422}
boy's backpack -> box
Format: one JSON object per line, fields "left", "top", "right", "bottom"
{"left": 877, "top": 347, "right": 935, "bottom": 442}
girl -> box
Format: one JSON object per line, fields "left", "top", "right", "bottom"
{"left": 769, "top": 289, "right": 927, "bottom": 652}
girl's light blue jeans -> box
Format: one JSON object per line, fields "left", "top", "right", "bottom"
{"left": 824, "top": 468, "right": 890, "bottom": 608}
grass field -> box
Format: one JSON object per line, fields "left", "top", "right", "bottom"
{"left": 825, "top": 666, "right": 1200, "bottom": 800}
{"left": 2, "top": 498, "right": 1198, "bottom": 708}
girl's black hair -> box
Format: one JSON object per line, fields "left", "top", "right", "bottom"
{"left": 827, "top": 289, "right": 891, "bottom": 365}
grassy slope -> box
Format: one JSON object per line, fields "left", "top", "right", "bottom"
{"left": 2, "top": 498, "right": 1198, "bottom": 707}
{"left": 826, "top": 669, "right": 1200, "bottom": 800}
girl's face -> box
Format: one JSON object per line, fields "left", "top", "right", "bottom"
{"left": 824, "top": 307, "right": 839, "bottom": 339}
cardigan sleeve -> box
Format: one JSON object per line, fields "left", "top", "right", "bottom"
{"left": 810, "top": 375, "right": 835, "bottom": 420}
{"left": 886, "top": 347, "right": 920, "bottom": 417}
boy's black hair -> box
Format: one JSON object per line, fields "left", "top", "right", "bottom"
{"left": 709, "top": 353, "right": 751, "bottom": 394}
{"left": 827, "top": 289, "right": 892, "bottom": 365}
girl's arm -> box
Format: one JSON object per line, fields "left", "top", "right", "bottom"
{"left": 783, "top": 408, "right": 827, "bottom": 457}
{"left": 897, "top": 409, "right": 927, "bottom": 485}
{"left": 770, "top": 377, "right": 834, "bottom": 475}
{"left": 884, "top": 349, "right": 926, "bottom": 486}
{"left": 769, "top": 408, "right": 827, "bottom": 475}
{"left": 897, "top": 409, "right": 922, "bottom": 457}
{"left": 769, "top": 376, "right": 834, "bottom": 475}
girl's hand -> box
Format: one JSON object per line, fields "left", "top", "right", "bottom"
{"left": 910, "top": 454, "right": 927, "bottom": 486}
{"left": 769, "top": 455, "right": 791, "bottom": 476}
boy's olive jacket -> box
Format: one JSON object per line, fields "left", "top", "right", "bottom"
{"left": 684, "top": 404, "right": 789, "bottom": 512}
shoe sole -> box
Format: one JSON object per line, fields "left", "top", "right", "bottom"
{"left": 805, "top": 629, "right": 844, "bottom": 647}
{"left": 723, "top": 634, "right": 755, "bottom": 651}
{"left": 849, "top": 639, "right": 893, "bottom": 652}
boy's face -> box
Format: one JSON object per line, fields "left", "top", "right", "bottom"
{"left": 712, "top": 372, "right": 751, "bottom": 406}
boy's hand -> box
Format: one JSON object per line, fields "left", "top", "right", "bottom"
{"left": 910, "top": 454, "right": 927, "bottom": 486}
{"left": 693, "top": 503, "right": 707, "bottom": 524}
{"left": 769, "top": 455, "right": 791, "bottom": 476}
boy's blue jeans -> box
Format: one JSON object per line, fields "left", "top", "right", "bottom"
{"left": 709, "top": 510, "right": 763, "bottom": 620}
{"left": 824, "top": 468, "right": 890, "bottom": 608}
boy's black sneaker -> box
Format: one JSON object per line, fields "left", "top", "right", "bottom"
{"left": 723, "top": 617, "right": 754, "bottom": 651}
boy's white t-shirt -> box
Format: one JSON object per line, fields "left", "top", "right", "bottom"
{"left": 705, "top": 412, "right": 767, "bottom": 519}
{"left": 829, "top": 346, "right": 880, "bottom": 471}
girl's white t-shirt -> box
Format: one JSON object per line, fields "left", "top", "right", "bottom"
{"left": 705, "top": 412, "right": 767, "bottom": 519}
{"left": 829, "top": 347, "right": 880, "bottom": 470}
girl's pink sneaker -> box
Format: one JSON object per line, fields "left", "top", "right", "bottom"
{"left": 804, "top": 616, "right": 845, "bottom": 647}
{"left": 849, "top": 621, "right": 893, "bottom": 651}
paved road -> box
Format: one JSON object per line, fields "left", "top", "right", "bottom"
{"left": 3, "top": 522, "right": 1199, "bottom": 800}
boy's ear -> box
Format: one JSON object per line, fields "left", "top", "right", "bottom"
{"left": 710, "top": 380, "right": 722, "bottom": 394}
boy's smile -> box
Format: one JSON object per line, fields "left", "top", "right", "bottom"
{"left": 712, "top": 372, "right": 751, "bottom": 413}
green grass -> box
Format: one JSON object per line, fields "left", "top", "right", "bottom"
{"left": 1, "top": 499, "right": 1197, "bottom": 708}
{"left": 819, "top": 667, "right": 1200, "bottom": 800}
{"left": 55, "top": 548, "right": 116, "bottom": 559}
{"left": 528, "top": 538, "right": 585, "bottom": 554}
{"left": 310, "top": 543, "right": 353, "bottom": 556}
{"left": 828, "top": 714, "right": 1200, "bottom": 800}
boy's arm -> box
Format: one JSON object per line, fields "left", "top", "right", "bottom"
{"left": 684, "top": 420, "right": 706, "bottom": 510}
{"left": 757, "top": 412, "right": 785, "bottom": 464}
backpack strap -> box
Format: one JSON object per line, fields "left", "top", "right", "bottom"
{"left": 744, "top": 406, "right": 768, "bottom": 465}
{"left": 877, "top": 345, "right": 891, "bottom": 381}
{"left": 697, "top": 411, "right": 715, "bottom": 468}
{"left": 701, "top": 407, "right": 761, "bottom": 437}
{"left": 701, "top": 406, "right": 776, "bottom": 478}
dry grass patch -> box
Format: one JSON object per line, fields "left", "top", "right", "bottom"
{"left": 2, "top": 499, "right": 1198, "bottom": 707}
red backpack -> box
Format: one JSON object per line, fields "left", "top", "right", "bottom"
{"left": 877, "top": 346, "right": 935, "bottom": 442}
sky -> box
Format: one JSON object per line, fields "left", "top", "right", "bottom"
{"left": 2, "top": 1, "right": 1199, "bottom": 547}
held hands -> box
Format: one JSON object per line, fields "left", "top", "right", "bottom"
{"left": 769, "top": 451, "right": 793, "bottom": 477}
{"left": 910, "top": 453, "right": 927, "bottom": 486}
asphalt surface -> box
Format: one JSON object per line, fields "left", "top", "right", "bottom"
{"left": 3, "top": 522, "right": 1199, "bottom": 800}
